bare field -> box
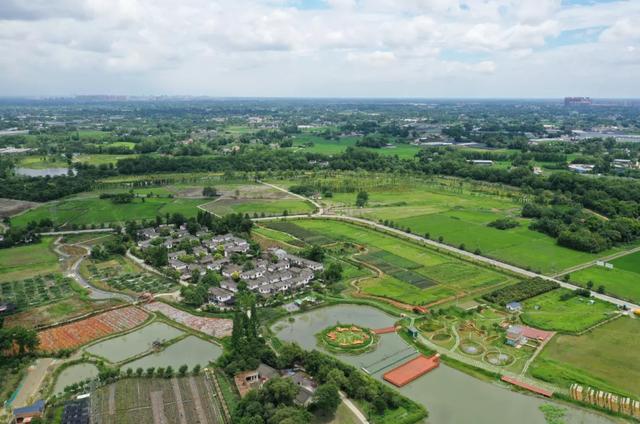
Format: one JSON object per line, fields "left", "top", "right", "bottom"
{"left": 0, "top": 198, "right": 39, "bottom": 218}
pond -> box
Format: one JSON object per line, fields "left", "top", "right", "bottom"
{"left": 272, "top": 304, "right": 613, "bottom": 424}
{"left": 84, "top": 322, "right": 184, "bottom": 363}
{"left": 14, "top": 167, "right": 75, "bottom": 177}
{"left": 53, "top": 363, "right": 99, "bottom": 394}
{"left": 124, "top": 336, "right": 222, "bottom": 370}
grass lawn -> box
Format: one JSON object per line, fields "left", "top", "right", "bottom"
{"left": 17, "top": 156, "right": 69, "bottom": 169}
{"left": 203, "top": 198, "right": 313, "bottom": 216}
{"left": 520, "top": 289, "right": 617, "bottom": 333}
{"left": 276, "top": 219, "right": 510, "bottom": 305}
{"left": 0, "top": 238, "right": 60, "bottom": 282}
{"left": 12, "top": 194, "right": 203, "bottom": 228}
{"left": 74, "top": 153, "right": 139, "bottom": 166}
{"left": 288, "top": 135, "right": 422, "bottom": 159}
{"left": 312, "top": 402, "right": 360, "bottom": 424}
{"left": 571, "top": 251, "right": 640, "bottom": 303}
{"left": 530, "top": 317, "right": 640, "bottom": 396}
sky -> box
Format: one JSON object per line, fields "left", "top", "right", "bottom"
{"left": 0, "top": 0, "right": 638, "bottom": 98}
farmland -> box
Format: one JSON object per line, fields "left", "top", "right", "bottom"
{"left": 12, "top": 193, "right": 204, "bottom": 228}
{"left": 90, "top": 376, "right": 225, "bottom": 424}
{"left": 84, "top": 257, "right": 179, "bottom": 294}
{"left": 530, "top": 317, "right": 640, "bottom": 396}
{"left": 142, "top": 302, "right": 233, "bottom": 338}
{"left": 520, "top": 289, "right": 618, "bottom": 333}
{"left": 571, "top": 251, "right": 640, "bottom": 303}
{"left": 38, "top": 306, "right": 149, "bottom": 352}
{"left": 265, "top": 219, "right": 512, "bottom": 306}
{"left": 288, "top": 134, "right": 423, "bottom": 160}
{"left": 199, "top": 182, "right": 314, "bottom": 217}
{"left": 271, "top": 174, "right": 625, "bottom": 274}
{"left": 0, "top": 274, "right": 75, "bottom": 311}
{"left": 0, "top": 237, "right": 60, "bottom": 282}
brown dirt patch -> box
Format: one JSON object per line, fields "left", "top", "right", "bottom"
{"left": 0, "top": 198, "right": 39, "bottom": 218}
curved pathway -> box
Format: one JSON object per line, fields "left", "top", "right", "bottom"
{"left": 252, "top": 182, "right": 640, "bottom": 311}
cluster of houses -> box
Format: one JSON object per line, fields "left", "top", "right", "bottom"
{"left": 234, "top": 363, "right": 317, "bottom": 406}
{"left": 137, "top": 225, "right": 323, "bottom": 307}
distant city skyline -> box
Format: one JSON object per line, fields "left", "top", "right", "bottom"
{"left": 0, "top": 0, "right": 638, "bottom": 97}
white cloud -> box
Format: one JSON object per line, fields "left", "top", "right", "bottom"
{"left": 0, "top": 0, "right": 637, "bottom": 96}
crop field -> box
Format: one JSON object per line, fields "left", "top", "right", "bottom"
{"left": 86, "top": 257, "right": 179, "bottom": 294}
{"left": 571, "top": 251, "right": 640, "bottom": 303}
{"left": 0, "top": 238, "right": 60, "bottom": 282}
{"left": 288, "top": 134, "right": 423, "bottom": 159}
{"left": 38, "top": 306, "right": 149, "bottom": 352}
{"left": 12, "top": 194, "right": 203, "bottom": 228}
{"left": 520, "top": 289, "right": 617, "bottom": 333}
{"left": 268, "top": 219, "right": 511, "bottom": 305}
{"left": 75, "top": 154, "right": 139, "bottom": 166}
{"left": 530, "top": 317, "right": 640, "bottom": 396}
{"left": 0, "top": 274, "right": 74, "bottom": 311}
{"left": 142, "top": 302, "right": 233, "bottom": 338}
{"left": 2, "top": 297, "right": 121, "bottom": 329}
{"left": 200, "top": 182, "right": 314, "bottom": 217}
{"left": 272, "top": 175, "right": 622, "bottom": 274}
{"left": 253, "top": 225, "right": 305, "bottom": 247}
{"left": 90, "top": 376, "right": 225, "bottom": 424}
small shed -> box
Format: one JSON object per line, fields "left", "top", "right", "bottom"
{"left": 407, "top": 326, "right": 419, "bottom": 338}
{"left": 506, "top": 301, "right": 522, "bottom": 312}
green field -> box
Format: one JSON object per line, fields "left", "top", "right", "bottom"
{"left": 288, "top": 134, "right": 423, "bottom": 159}
{"left": 530, "top": 317, "right": 640, "bottom": 396}
{"left": 12, "top": 194, "right": 203, "bottom": 228}
{"left": 272, "top": 175, "right": 623, "bottom": 274}
{"left": 75, "top": 154, "right": 139, "bottom": 166}
{"left": 202, "top": 198, "right": 313, "bottom": 217}
{"left": 269, "top": 219, "right": 511, "bottom": 305}
{"left": 0, "top": 274, "right": 74, "bottom": 311}
{"left": 520, "top": 289, "right": 617, "bottom": 333}
{"left": 571, "top": 251, "right": 640, "bottom": 303}
{"left": 17, "top": 156, "right": 69, "bottom": 169}
{"left": 0, "top": 238, "right": 60, "bottom": 282}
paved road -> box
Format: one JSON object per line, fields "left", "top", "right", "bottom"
{"left": 39, "top": 228, "right": 115, "bottom": 236}
{"left": 58, "top": 241, "right": 134, "bottom": 302}
{"left": 256, "top": 183, "right": 640, "bottom": 311}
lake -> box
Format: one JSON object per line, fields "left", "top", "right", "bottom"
{"left": 14, "top": 167, "right": 75, "bottom": 177}
{"left": 272, "top": 304, "right": 613, "bottom": 424}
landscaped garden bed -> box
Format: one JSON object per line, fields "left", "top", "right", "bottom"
{"left": 317, "top": 324, "right": 379, "bottom": 354}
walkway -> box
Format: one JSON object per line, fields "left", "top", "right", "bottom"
{"left": 339, "top": 392, "right": 369, "bottom": 424}
{"left": 250, "top": 182, "right": 640, "bottom": 311}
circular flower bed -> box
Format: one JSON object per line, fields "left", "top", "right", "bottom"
{"left": 317, "top": 324, "right": 378, "bottom": 354}
{"left": 431, "top": 332, "right": 452, "bottom": 341}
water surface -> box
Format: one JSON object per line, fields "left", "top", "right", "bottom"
{"left": 15, "top": 167, "right": 74, "bottom": 177}
{"left": 124, "top": 336, "right": 222, "bottom": 369}
{"left": 53, "top": 363, "right": 99, "bottom": 394}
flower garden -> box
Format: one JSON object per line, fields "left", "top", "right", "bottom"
{"left": 142, "top": 301, "right": 233, "bottom": 338}
{"left": 87, "top": 262, "right": 178, "bottom": 294}
{"left": 318, "top": 324, "right": 378, "bottom": 354}
{"left": 38, "top": 306, "right": 149, "bottom": 352}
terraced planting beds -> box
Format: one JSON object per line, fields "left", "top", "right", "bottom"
{"left": 87, "top": 260, "right": 178, "bottom": 294}
{"left": 90, "top": 376, "right": 224, "bottom": 424}
{"left": 143, "top": 302, "right": 233, "bottom": 338}
{"left": 269, "top": 219, "right": 511, "bottom": 306}
{"left": 0, "top": 274, "right": 74, "bottom": 310}
{"left": 38, "top": 306, "right": 149, "bottom": 352}
{"left": 520, "top": 289, "right": 618, "bottom": 333}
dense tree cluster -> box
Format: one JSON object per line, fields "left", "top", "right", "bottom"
{"left": 483, "top": 279, "right": 559, "bottom": 305}
{"left": 487, "top": 218, "right": 519, "bottom": 230}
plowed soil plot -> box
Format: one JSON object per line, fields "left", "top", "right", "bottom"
{"left": 143, "top": 302, "right": 233, "bottom": 338}
{"left": 38, "top": 306, "right": 148, "bottom": 352}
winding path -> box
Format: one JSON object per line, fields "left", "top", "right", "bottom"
{"left": 254, "top": 181, "right": 640, "bottom": 311}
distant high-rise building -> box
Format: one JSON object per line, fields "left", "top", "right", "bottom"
{"left": 564, "top": 97, "right": 592, "bottom": 106}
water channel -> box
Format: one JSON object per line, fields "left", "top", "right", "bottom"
{"left": 14, "top": 167, "right": 74, "bottom": 177}
{"left": 272, "top": 304, "right": 614, "bottom": 424}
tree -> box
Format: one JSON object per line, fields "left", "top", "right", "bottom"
{"left": 203, "top": 186, "right": 218, "bottom": 197}
{"left": 135, "top": 367, "right": 144, "bottom": 377}
{"left": 192, "top": 364, "right": 201, "bottom": 375}
{"left": 597, "top": 285, "right": 606, "bottom": 294}
{"left": 312, "top": 383, "right": 340, "bottom": 415}
{"left": 355, "top": 191, "right": 368, "bottom": 207}
{"left": 179, "top": 364, "right": 189, "bottom": 376}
